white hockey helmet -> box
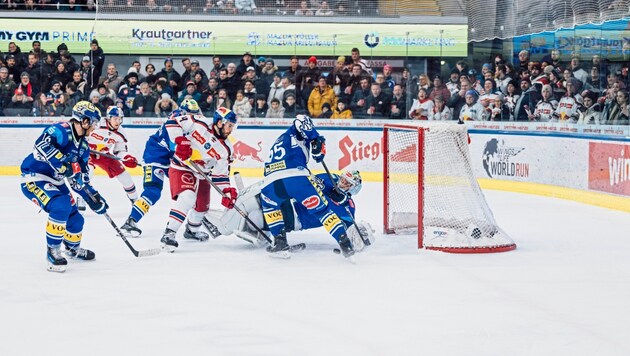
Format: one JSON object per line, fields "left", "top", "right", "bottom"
{"left": 339, "top": 170, "right": 362, "bottom": 196}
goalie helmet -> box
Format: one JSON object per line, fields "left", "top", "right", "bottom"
{"left": 339, "top": 170, "right": 362, "bottom": 196}
{"left": 71, "top": 101, "right": 101, "bottom": 126}
{"left": 213, "top": 107, "right": 237, "bottom": 125}
{"left": 106, "top": 106, "right": 124, "bottom": 120}
{"left": 179, "top": 98, "right": 200, "bottom": 115}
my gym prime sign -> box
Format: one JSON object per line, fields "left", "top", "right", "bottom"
{"left": 0, "top": 18, "right": 467, "bottom": 57}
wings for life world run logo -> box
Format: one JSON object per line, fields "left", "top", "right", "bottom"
{"left": 482, "top": 138, "right": 529, "bottom": 178}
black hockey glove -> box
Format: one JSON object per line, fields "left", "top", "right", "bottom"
{"left": 329, "top": 189, "right": 349, "bottom": 206}
{"left": 86, "top": 192, "right": 108, "bottom": 215}
{"left": 311, "top": 136, "right": 326, "bottom": 163}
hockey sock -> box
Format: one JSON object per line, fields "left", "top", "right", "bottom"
{"left": 117, "top": 172, "right": 138, "bottom": 201}
{"left": 317, "top": 210, "right": 346, "bottom": 241}
{"left": 187, "top": 209, "right": 205, "bottom": 232}
{"left": 63, "top": 230, "right": 82, "bottom": 250}
{"left": 130, "top": 197, "right": 152, "bottom": 223}
{"left": 45, "top": 217, "right": 66, "bottom": 248}
{"left": 263, "top": 207, "right": 284, "bottom": 238}
{"left": 166, "top": 190, "right": 195, "bottom": 233}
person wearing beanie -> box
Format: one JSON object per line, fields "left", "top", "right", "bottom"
{"left": 458, "top": 89, "right": 484, "bottom": 121}
{"left": 327, "top": 56, "right": 350, "bottom": 97}
{"left": 503, "top": 79, "right": 520, "bottom": 120}
{"left": 260, "top": 58, "right": 278, "bottom": 95}
{"left": 331, "top": 98, "right": 353, "bottom": 119}
{"left": 447, "top": 68, "right": 461, "bottom": 96}
{"left": 554, "top": 77, "right": 582, "bottom": 123}
{"left": 529, "top": 84, "right": 558, "bottom": 122}
{"left": 299, "top": 56, "right": 321, "bottom": 107}
{"left": 319, "top": 102, "right": 333, "bottom": 118}
{"left": 236, "top": 51, "right": 259, "bottom": 80}
{"left": 118, "top": 71, "right": 141, "bottom": 117}
{"left": 577, "top": 89, "right": 602, "bottom": 124}
{"left": 87, "top": 38, "right": 105, "bottom": 79}
{"left": 156, "top": 57, "right": 181, "bottom": 99}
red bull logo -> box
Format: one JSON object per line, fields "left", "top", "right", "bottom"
{"left": 233, "top": 140, "right": 264, "bottom": 162}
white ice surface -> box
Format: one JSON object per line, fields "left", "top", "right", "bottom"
{"left": 1, "top": 175, "right": 629, "bottom": 356}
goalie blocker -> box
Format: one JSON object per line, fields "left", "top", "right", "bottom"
{"left": 203, "top": 172, "right": 375, "bottom": 252}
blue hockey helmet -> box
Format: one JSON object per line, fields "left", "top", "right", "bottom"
{"left": 213, "top": 107, "right": 237, "bottom": 126}
{"left": 293, "top": 114, "right": 313, "bottom": 140}
{"left": 71, "top": 101, "right": 101, "bottom": 126}
{"left": 179, "top": 98, "right": 200, "bottom": 115}
{"left": 339, "top": 170, "right": 362, "bottom": 196}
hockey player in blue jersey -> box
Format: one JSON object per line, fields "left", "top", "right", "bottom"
{"left": 203, "top": 170, "right": 373, "bottom": 251}
{"left": 260, "top": 115, "right": 356, "bottom": 257}
{"left": 119, "top": 99, "right": 201, "bottom": 237}
{"left": 20, "top": 101, "right": 109, "bottom": 273}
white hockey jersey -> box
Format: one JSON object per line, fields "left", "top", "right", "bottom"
{"left": 555, "top": 96, "right": 581, "bottom": 123}
{"left": 87, "top": 119, "right": 130, "bottom": 157}
{"left": 168, "top": 114, "right": 234, "bottom": 189}
{"left": 459, "top": 102, "right": 485, "bottom": 121}
{"left": 533, "top": 100, "right": 558, "bottom": 122}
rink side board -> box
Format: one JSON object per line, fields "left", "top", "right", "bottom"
{"left": 1, "top": 118, "right": 630, "bottom": 212}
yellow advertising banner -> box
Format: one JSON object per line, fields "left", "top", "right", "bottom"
{"left": 0, "top": 18, "right": 467, "bottom": 57}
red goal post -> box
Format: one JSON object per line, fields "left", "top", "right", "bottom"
{"left": 382, "top": 123, "right": 516, "bottom": 253}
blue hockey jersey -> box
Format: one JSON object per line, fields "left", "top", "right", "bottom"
{"left": 20, "top": 121, "right": 90, "bottom": 185}
{"left": 292, "top": 173, "right": 356, "bottom": 230}
{"left": 142, "top": 118, "right": 179, "bottom": 167}
{"left": 264, "top": 117, "right": 322, "bottom": 179}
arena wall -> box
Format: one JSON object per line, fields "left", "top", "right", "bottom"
{"left": 2, "top": 118, "right": 629, "bottom": 212}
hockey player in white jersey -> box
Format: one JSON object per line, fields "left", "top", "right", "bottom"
{"left": 160, "top": 107, "right": 238, "bottom": 252}
{"left": 87, "top": 106, "right": 139, "bottom": 204}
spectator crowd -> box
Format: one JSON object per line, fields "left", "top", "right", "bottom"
{"left": 0, "top": 39, "right": 629, "bottom": 125}
{"left": 0, "top": 0, "right": 379, "bottom": 17}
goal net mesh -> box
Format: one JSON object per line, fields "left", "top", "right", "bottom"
{"left": 384, "top": 123, "right": 516, "bottom": 253}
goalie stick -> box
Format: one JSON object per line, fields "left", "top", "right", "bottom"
{"left": 320, "top": 159, "right": 371, "bottom": 248}
{"left": 83, "top": 189, "right": 161, "bottom": 258}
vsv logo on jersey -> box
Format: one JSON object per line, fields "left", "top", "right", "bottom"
{"left": 301, "top": 195, "right": 321, "bottom": 209}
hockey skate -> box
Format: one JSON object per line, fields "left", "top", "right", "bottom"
{"left": 201, "top": 217, "right": 221, "bottom": 238}
{"left": 183, "top": 224, "right": 209, "bottom": 242}
{"left": 160, "top": 228, "right": 178, "bottom": 253}
{"left": 338, "top": 234, "right": 356, "bottom": 259}
{"left": 120, "top": 217, "right": 142, "bottom": 237}
{"left": 47, "top": 246, "right": 68, "bottom": 273}
{"left": 266, "top": 229, "right": 290, "bottom": 259}
{"left": 64, "top": 243, "right": 95, "bottom": 261}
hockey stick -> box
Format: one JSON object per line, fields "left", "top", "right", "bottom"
{"left": 182, "top": 159, "right": 273, "bottom": 245}
{"left": 320, "top": 160, "right": 371, "bottom": 247}
{"left": 83, "top": 189, "right": 161, "bottom": 257}
{"left": 89, "top": 149, "right": 143, "bottom": 167}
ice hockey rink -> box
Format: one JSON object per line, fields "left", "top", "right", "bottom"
{"left": 1, "top": 175, "right": 629, "bottom": 356}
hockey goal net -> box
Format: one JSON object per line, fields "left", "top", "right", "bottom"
{"left": 383, "top": 123, "right": 516, "bottom": 253}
